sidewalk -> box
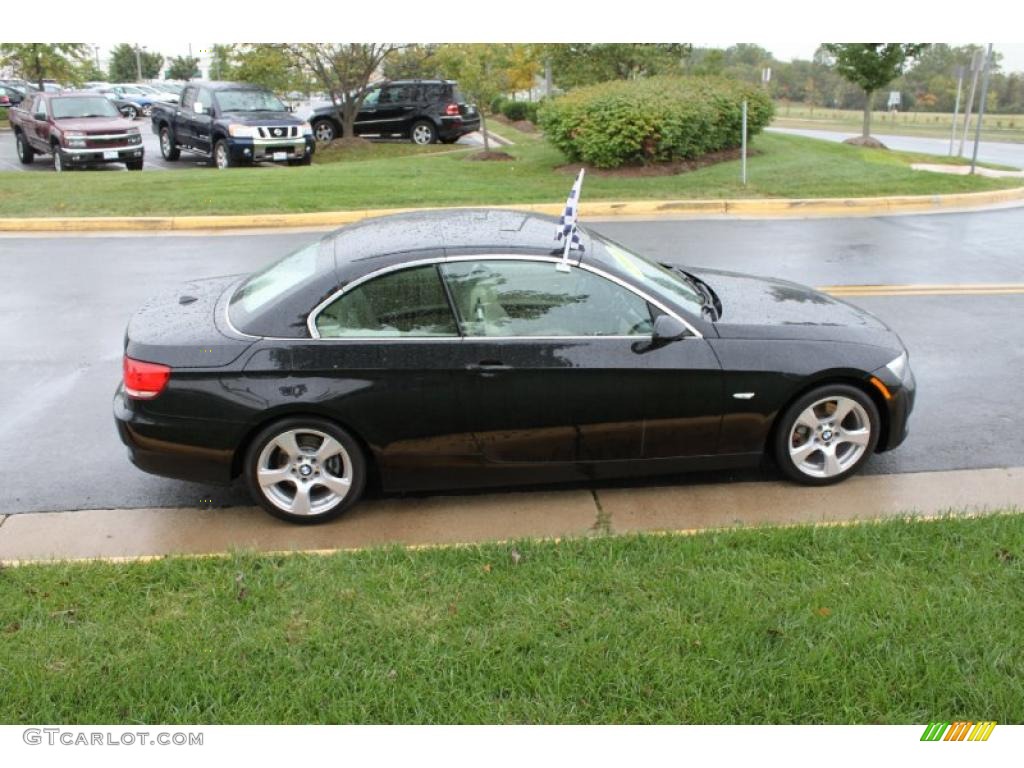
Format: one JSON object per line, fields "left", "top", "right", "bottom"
{"left": 1, "top": 466, "right": 1021, "bottom": 564}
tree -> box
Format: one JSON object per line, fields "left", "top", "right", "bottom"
{"left": 504, "top": 45, "right": 541, "bottom": 98}
{"left": 166, "top": 56, "right": 201, "bottom": 81}
{"left": 383, "top": 44, "right": 440, "bottom": 79}
{"left": 0, "top": 43, "right": 91, "bottom": 89}
{"left": 208, "top": 44, "right": 237, "bottom": 81}
{"left": 434, "top": 44, "right": 511, "bottom": 152}
{"left": 282, "top": 44, "right": 400, "bottom": 139}
{"left": 108, "top": 43, "right": 164, "bottom": 81}
{"left": 233, "top": 45, "right": 309, "bottom": 94}
{"left": 544, "top": 43, "right": 689, "bottom": 88}
{"left": 822, "top": 43, "right": 928, "bottom": 140}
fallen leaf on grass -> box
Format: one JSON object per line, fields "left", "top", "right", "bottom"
{"left": 816, "top": 607, "right": 832, "bottom": 617}
{"left": 482, "top": 563, "right": 492, "bottom": 573}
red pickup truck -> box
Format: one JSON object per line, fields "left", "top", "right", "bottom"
{"left": 9, "top": 91, "right": 145, "bottom": 171}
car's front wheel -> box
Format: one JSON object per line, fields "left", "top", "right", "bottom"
{"left": 15, "top": 132, "right": 34, "bottom": 164}
{"left": 159, "top": 126, "right": 180, "bottom": 160}
{"left": 213, "top": 139, "right": 235, "bottom": 169}
{"left": 312, "top": 119, "right": 336, "bottom": 143}
{"left": 774, "top": 384, "right": 879, "bottom": 485}
{"left": 52, "top": 146, "right": 65, "bottom": 172}
{"left": 244, "top": 418, "right": 366, "bottom": 524}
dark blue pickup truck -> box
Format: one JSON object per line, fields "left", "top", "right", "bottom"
{"left": 150, "top": 81, "right": 314, "bottom": 168}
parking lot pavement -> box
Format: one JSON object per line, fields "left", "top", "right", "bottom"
{"left": 0, "top": 126, "right": 483, "bottom": 172}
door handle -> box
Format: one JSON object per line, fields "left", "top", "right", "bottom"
{"left": 466, "top": 361, "right": 512, "bottom": 374}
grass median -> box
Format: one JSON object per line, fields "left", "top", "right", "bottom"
{"left": 2, "top": 512, "right": 1022, "bottom": 723}
{"left": 0, "top": 132, "right": 1019, "bottom": 219}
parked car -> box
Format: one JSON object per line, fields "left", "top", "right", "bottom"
{"left": 0, "top": 85, "right": 25, "bottom": 107}
{"left": 133, "top": 83, "right": 180, "bottom": 104}
{"left": 151, "top": 81, "right": 315, "bottom": 168}
{"left": 9, "top": 91, "right": 144, "bottom": 171}
{"left": 85, "top": 86, "right": 145, "bottom": 120}
{"left": 107, "top": 84, "right": 160, "bottom": 116}
{"left": 113, "top": 209, "right": 915, "bottom": 524}
{"left": 308, "top": 79, "right": 480, "bottom": 145}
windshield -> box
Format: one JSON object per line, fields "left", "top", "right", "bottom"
{"left": 594, "top": 236, "right": 705, "bottom": 313}
{"left": 216, "top": 89, "right": 286, "bottom": 112}
{"left": 118, "top": 86, "right": 145, "bottom": 95}
{"left": 50, "top": 96, "right": 121, "bottom": 119}
{"left": 229, "top": 242, "right": 320, "bottom": 328}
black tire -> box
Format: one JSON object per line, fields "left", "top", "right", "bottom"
{"left": 142, "top": 104, "right": 152, "bottom": 118}
{"left": 213, "top": 138, "right": 235, "bottom": 169}
{"left": 15, "top": 131, "right": 34, "bottom": 164}
{"left": 159, "top": 126, "right": 180, "bottom": 160}
{"left": 123, "top": 105, "right": 138, "bottom": 120}
{"left": 312, "top": 119, "right": 336, "bottom": 143}
{"left": 773, "top": 384, "right": 880, "bottom": 486}
{"left": 410, "top": 119, "right": 437, "bottom": 145}
{"left": 439, "top": 136, "right": 459, "bottom": 145}
{"left": 126, "top": 159, "right": 144, "bottom": 171}
{"left": 52, "top": 144, "right": 65, "bottom": 172}
{"left": 244, "top": 417, "right": 367, "bottom": 525}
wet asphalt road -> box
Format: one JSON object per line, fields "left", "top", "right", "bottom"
{"left": 1, "top": 207, "right": 1023, "bottom": 513}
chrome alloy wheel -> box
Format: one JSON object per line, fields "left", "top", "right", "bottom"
{"left": 256, "top": 428, "right": 353, "bottom": 516}
{"left": 313, "top": 121, "right": 335, "bottom": 142}
{"left": 787, "top": 396, "right": 871, "bottom": 479}
{"left": 411, "top": 122, "right": 434, "bottom": 144}
{"left": 215, "top": 142, "right": 229, "bottom": 169}
{"left": 160, "top": 130, "right": 172, "bottom": 155}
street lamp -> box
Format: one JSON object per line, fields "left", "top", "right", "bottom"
{"left": 135, "top": 44, "right": 146, "bottom": 81}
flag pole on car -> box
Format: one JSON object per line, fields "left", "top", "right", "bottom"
{"left": 555, "top": 168, "right": 585, "bottom": 272}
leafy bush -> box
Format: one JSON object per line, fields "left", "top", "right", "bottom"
{"left": 538, "top": 76, "right": 774, "bottom": 168}
{"left": 0, "top": 107, "right": 8, "bottom": 123}
{"left": 489, "top": 96, "right": 509, "bottom": 115}
{"left": 501, "top": 100, "right": 539, "bottom": 123}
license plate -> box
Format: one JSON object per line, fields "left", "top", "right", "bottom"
{"left": 273, "top": 152, "right": 287, "bottom": 161}
{"left": 103, "top": 150, "right": 119, "bottom": 160}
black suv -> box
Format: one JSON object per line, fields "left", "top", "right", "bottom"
{"left": 308, "top": 80, "right": 480, "bottom": 145}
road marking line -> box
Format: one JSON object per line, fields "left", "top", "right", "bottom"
{"left": 820, "top": 283, "right": 1024, "bottom": 297}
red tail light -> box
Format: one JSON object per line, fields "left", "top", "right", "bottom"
{"left": 445, "top": 103, "right": 460, "bottom": 116}
{"left": 123, "top": 356, "right": 171, "bottom": 399}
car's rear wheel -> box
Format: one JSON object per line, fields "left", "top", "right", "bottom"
{"left": 439, "top": 136, "right": 459, "bottom": 144}
{"left": 142, "top": 105, "right": 152, "bottom": 118}
{"left": 159, "top": 126, "right": 180, "bottom": 160}
{"left": 312, "top": 119, "right": 336, "bottom": 143}
{"left": 123, "top": 105, "right": 138, "bottom": 120}
{"left": 244, "top": 418, "right": 366, "bottom": 524}
{"left": 410, "top": 120, "right": 437, "bottom": 145}
{"left": 774, "top": 384, "right": 879, "bottom": 485}
{"left": 15, "top": 132, "right": 34, "bottom": 164}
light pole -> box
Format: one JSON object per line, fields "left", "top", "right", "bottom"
{"left": 949, "top": 65, "right": 964, "bottom": 156}
{"left": 135, "top": 44, "right": 145, "bottom": 81}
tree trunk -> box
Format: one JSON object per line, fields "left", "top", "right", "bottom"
{"left": 862, "top": 90, "right": 874, "bottom": 138}
{"left": 480, "top": 110, "right": 490, "bottom": 153}
{"left": 342, "top": 103, "right": 357, "bottom": 139}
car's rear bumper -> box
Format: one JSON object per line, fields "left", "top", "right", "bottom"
{"left": 438, "top": 115, "right": 480, "bottom": 140}
{"left": 113, "top": 385, "right": 235, "bottom": 484}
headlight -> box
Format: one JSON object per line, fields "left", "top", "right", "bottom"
{"left": 64, "top": 131, "right": 86, "bottom": 148}
{"left": 885, "top": 352, "right": 909, "bottom": 381}
{"left": 300, "top": 121, "right": 313, "bottom": 136}
{"left": 127, "top": 126, "right": 140, "bottom": 135}
{"left": 228, "top": 124, "right": 258, "bottom": 138}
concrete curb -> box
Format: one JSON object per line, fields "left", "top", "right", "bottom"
{"left": 2, "top": 186, "right": 1023, "bottom": 233}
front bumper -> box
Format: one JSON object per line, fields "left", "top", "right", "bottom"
{"left": 113, "top": 385, "right": 235, "bottom": 484}
{"left": 873, "top": 363, "right": 916, "bottom": 452}
{"left": 60, "top": 145, "right": 144, "bottom": 165}
{"left": 227, "top": 135, "right": 315, "bottom": 162}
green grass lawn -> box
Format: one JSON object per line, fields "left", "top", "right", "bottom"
{"left": 773, "top": 103, "right": 1024, "bottom": 144}
{"left": 2, "top": 513, "right": 1022, "bottom": 724}
{"left": 314, "top": 139, "right": 467, "bottom": 164}
{"left": 0, "top": 132, "right": 1019, "bottom": 219}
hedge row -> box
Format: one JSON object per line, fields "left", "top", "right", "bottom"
{"left": 489, "top": 97, "right": 540, "bottom": 123}
{"left": 538, "top": 76, "right": 774, "bottom": 168}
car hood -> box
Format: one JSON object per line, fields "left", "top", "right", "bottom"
{"left": 693, "top": 268, "right": 900, "bottom": 347}
{"left": 53, "top": 116, "right": 135, "bottom": 133}
{"left": 219, "top": 110, "right": 303, "bottom": 125}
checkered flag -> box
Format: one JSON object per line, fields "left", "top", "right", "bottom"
{"left": 556, "top": 169, "right": 585, "bottom": 251}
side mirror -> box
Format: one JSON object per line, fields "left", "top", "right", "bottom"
{"left": 194, "top": 102, "right": 205, "bottom": 114}
{"left": 651, "top": 314, "right": 690, "bottom": 344}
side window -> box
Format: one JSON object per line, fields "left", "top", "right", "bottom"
{"left": 380, "top": 84, "right": 413, "bottom": 104}
{"left": 361, "top": 88, "right": 379, "bottom": 108}
{"left": 180, "top": 87, "right": 195, "bottom": 111}
{"left": 196, "top": 88, "right": 213, "bottom": 114}
{"left": 315, "top": 265, "right": 458, "bottom": 338}
{"left": 421, "top": 84, "right": 444, "bottom": 102}
{"left": 440, "top": 260, "right": 654, "bottom": 338}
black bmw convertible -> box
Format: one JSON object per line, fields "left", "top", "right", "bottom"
{"left": 114, "top": 209, "right": 915, "bottom": 524}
